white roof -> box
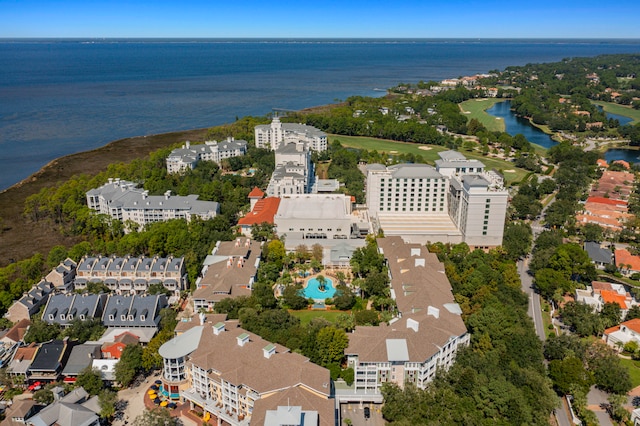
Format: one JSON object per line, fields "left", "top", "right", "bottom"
{"left": 386, "top": 339, "right": 410, "bottom": 362}
{"left": 275, "top": 194, "right": 350, "bottom": 220}
{"left": 159, "top": 325, "right": 204, "bottom": 359}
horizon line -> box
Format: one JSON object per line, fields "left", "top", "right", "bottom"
{"left": 2, "top": 36, "right": 640, "bottom": 40}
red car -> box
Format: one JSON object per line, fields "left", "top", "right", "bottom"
{"left": 27, "top": 382, "right": 41, "bottom": 391}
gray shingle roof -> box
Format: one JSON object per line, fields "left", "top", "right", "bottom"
{"left": 584, "top": 241, "right": 613, "bottom": 265}
{"left": 61, "top": 344, "right": 101, "bottom": 376}
{"left": 101, "top": 294, "right": 167, "bottom": 327}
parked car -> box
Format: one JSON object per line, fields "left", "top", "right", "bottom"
{"left": 364, "top": 406, "right": 370, "bottom": 419}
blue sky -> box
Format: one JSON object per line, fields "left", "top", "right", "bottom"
{"left": 1, "top": 0, "right": 639, "bottom": 38}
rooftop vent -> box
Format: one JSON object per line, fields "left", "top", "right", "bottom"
{"left": 213, "top": 322, "right": 225, "bottom": 335}
{"left": 263, "top": 344, "right": 276, "bottom": 359}
{"left": 406, "top": 318, "right": 419, "bottom": 332}
{"left": 237, "top": 333, "right": 250, "bottom": 347}
{"left": 427, "top": 305, "right": 440, "bottom": 319}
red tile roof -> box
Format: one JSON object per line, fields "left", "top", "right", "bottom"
{"left": 237, "top": 197, "right": 280, "bottom": 226}
{"left": 615, "top": 249, "right": 640, "bottom": 272}
{"left": 586, "top": 196, "right": 628, "bottom": 207}
{"left": 613, "top": 160, "right": 631, "bottom": 170}
{"left": 597, "top": 159, "right": 609, "bottom": 168}
{"left": 623, "top": 318, "right": 640, "bottom": 334}
{"left": 248, "top": 187, "right": 265, "bottom": 198}
{"left": 600, "top": 290, "right": 629, "bottom": 309}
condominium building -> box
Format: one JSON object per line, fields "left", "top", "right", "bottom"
{"left": 74, "top": 254, "right": 186, "bottom": 296}
{"left": 266, "top": 142, "right": 315, "bottom": 197}
{"left": 159, "top": 319, "right": 333, "bottom": 426}
{"left": 86, "top": 178, "right": 219, "bottom": 229}
{"left": 166, "top": 138, "right": 248, "bottom": 174}
{"left": 342, "top": 237, "right": 469, "bottom": 402}
{"left": 255, "top": 116, "right": 327, "bottom": 152}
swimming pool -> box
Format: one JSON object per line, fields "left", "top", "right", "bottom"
{"left": 303, "top": 277, "right": 336, "bottom": 299}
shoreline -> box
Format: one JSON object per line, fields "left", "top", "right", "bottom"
{"left": 0, "top": 127, "right": 211, "bottom": 266}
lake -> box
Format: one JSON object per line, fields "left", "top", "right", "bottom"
{"left": 485, "top": 101, "right": 558, "bottom": 149}
{"left": 487, "top": 101, "right": 639, "bottom": 164}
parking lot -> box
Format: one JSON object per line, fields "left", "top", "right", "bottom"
{"left": 340, "top": 403, "right": 385, "bottom": 426}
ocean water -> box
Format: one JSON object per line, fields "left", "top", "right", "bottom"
{"left": 1, "top": 38, "right": 640, "bottom": 191}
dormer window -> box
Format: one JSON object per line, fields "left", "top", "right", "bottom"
{"left": 59, "top": 314, "right": 66, "bottom": 320}
{"left": 121, "top": 315, "right": 127, "bottom": 321}
{"left": 109, "top": 315, "right": 114, "bottom": 321}
{"left": 80, "top": 314, "right": 86, "bottom": 320}
{"left": 67, "top": 314, "right": 73, "bottom": 320}
{"left": 140, "top": 315, "right": 146, "bottom": 321}
{"left": 48, "top": 314, "right": 54, "bottom": 320}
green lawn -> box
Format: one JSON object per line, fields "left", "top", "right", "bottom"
{"left": 459, "top": 98, "right": 506, "bottom": 132}
{"left": 329, "top": 134, "right": 530, "bottom": 185}
{"left": 620, "top": 358, "right": 640, "bottom": 388}
{"left": 290, "top": 309, "right": 346, "bottom": 325}
{"left": 592, "top": 101, "right": 640, "bottom": 125}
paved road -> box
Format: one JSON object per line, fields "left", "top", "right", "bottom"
{"left": 517, "top": 257, "right": 572, "bottom": 426}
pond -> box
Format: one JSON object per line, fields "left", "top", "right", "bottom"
{"left": 302, "top": 276, "right": 336, "bottom": 300}
{"left": 604, "top": 148, "right": 640, "bottom": 165}
{"left": 595, "top": 105, "right": 634, "bottom": 127}
{"left": 486, "top": 100, "right": 558, "bottom": 149}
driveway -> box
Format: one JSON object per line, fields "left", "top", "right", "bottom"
{"left": 340, "top": 403, "right": 385, "bottom": 426}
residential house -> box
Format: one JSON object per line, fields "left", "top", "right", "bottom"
{"left": 101, "top": 294, "right": 168, "bottom": 342}
{"left": 1, "top": 319, "right": 31, "bottom": 345}
{"left": 584, "top": 241, "right": 614, "bottom": 270}
{"left": 6, "top": 281, "right": 55, "bottom": 323}
{"left": 7, "top": 343, "right": 38, "bottom": 379}
{"left": 603, "top": 318, "right": 640, "bottom": 351}
{"left": 0, "top": 319, "right": 31, "bottom": 368}
{"left": 101, "top": 331, "right": 139, "bottom": 359}
{"left": 28, "top": 339, "right": 73, "bottom": 383}
{"left": 0, "top": 400, "right": 40, "bottom": 426}
{"left": 26, "top": 387, "right": 100, "bottom": 426}
{"left": 575, "top": 281, "right": 635, "bottom": 316}
{"left": 41, "top": 293, "right": 107, "bottom": 327}
{"left": 61, "top": 344, "right": 102, "bottom": 383}
{"left": 616, "top": 249, "right": 640, "bottom": 277}
{"left": 44, "top": 259, "right": 77, "bottom": 294}
{"left": 91, "top": 359, "right": 117, "bottom": 383}
{"left": 193, "top": 239, "right": 261, "bottom": 312}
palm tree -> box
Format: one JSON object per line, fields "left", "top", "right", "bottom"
{"left": 316, "top": 275, "right": 327, "bottom": 292}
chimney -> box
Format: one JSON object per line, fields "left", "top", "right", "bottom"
{"left": 199, "top": 312, "right": 206, "bottom": 325}
{"left": 185, "top": 141, "right": 190, "bottom": 149}
{"left": 164, "top": 190, "right": 171, "bottom": 200}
